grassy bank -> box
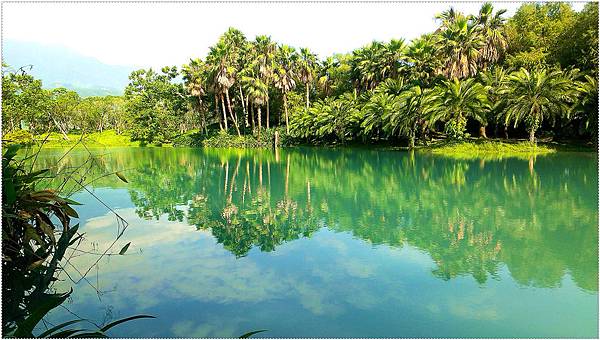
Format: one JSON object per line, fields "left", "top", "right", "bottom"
{"left": 35, "top": 130, "right": 141, "bottom": 147}
{"left": 421, "top": 140, "right": 557, "bottom": 160}
{"left": 13, "top": 129, "right": 293, "bottom": 148}
{"left": 6, "top": 130, "right": 594, "bottom": 158}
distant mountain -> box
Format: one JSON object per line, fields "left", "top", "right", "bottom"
{"left": 2, "top": 40, "right": 135, "bottom": 97}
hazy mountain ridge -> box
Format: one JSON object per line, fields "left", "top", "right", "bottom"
{"left": 2, "top": 40, "right": 135, "bottom": 97}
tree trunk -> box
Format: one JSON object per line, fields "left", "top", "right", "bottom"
{"left": 529, "top": 129, "right": 536, "bottom": 143}
{"left": 504, "top": 126, "right": 509, "bottom": 139}
{"left": 283, "top": 93, "right": 290, "bottom": 134}
{"left": 479, "top": 124, "right": 487, "bottom": 139}
{"left": 239, "top": 85, "right": 248, "bottom": 127}
{"left": 305, "top": 84, "right": 310, "bottom": 109}
{"left": 266, "top": 93, "right": 270, "bottom": 129}
{"left": 216, "top": 96, "right": 223, "bottom": 130}
{"left": 220, "top": 94, "right": 228, "bottom": 131}
{"left": 257, "top": 106, "right": 262, "bottom": 138}
{"left": 409, "top": 132, "right": 415, "bottom": 149}
{"left": 225, "top": 89, "right": 241, "bottom": 136}
{"left": 246, "top": 95, "right": 251, "bottom": 128}
{"left": 250, "top": 104, "right": 255, "bottom": 132}
{"left": 50, "top": 116, "right": 69, "bottom": 140}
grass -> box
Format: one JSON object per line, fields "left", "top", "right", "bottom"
{"left": 422, "top": 139, "right": 557, "bottom": 160}
{"left": 35, "top": 130, "right": 141, "bottom": 147}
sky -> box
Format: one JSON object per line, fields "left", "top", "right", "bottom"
{"left": 2, "top": 1, "right": 588, "bottom": 70}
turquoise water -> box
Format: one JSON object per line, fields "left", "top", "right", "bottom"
{"left": 36, "top": 147, "right": 598, "bottom": 338}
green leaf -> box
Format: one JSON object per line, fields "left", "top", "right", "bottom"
{"left": 239, "top": 329, "right": 268, "bottom": 338}
{"left": 99, "top": 315, "right": 155, "bottom": 332}
{"left": 37, "top": 319, "right": 84, "bottom": 338}
{"left": 63, "top": 204, "right": 79, "bottom": 218}
{"left": 119, "top": 242, "right": 131, "bottom": 255}
{"left": 115, "top": 172, "right": 129, "bottom": 183}
{"left": 4, "top": 182, "right": 16, "bottom": 205}
{"left": 14, "top": 289, "right": 72, "bottom": 337}
{"left": 68, "top": 331, "right": 109, "bottom": 338}
{"left": 61, "top": 197, "right": 83, "bottom": 206}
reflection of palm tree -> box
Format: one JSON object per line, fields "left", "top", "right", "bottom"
{"left": 70, "top": 148, "right": 597, "bottom": 291}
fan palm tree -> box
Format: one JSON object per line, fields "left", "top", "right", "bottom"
{"left": 182, "top": 58, "right": 209, "bottom": 133}
{"left": 406, "top": 34, "right": 441, "bottom": 86}
{"left": 500, "top": 68, "right": 577, "bottom": 143}
{"left": 436, "top": 12, "right": 484, "bottom": 79}
{"left": 475, "top": 3, "right": 508, "bottom": 70}
{"left": 206, "top": 42, "right": 238, "bottom": 134}
{"left": 428, "top": 77, "right": 489, "bottom": 139}
{"left": 242, "top": 73, "right": 268, "bottom": 137}
{"left": 317, "top": 56, "right": 339, "bottom": 97}
{"left": 298, "top": 47, "right": 317, "bottom": 108}
{"left": 273, "top": 45, "right": 298, "bottom": 133}
{"left": 253, "top": 36, "right": 276, "bottom": 128}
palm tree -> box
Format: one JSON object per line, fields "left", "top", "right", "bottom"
{"left": 436, "top": 12, "right": 484, "bottom": 79}
{"left": 382, "top": 39, "right": 408, "bottom": 79}
{"left": 475, "top": 3, "right": 508, "bottom": 70}
{"left": 206, "top": 42, "right": 238, "bottom": 134}
{"left": 182, "top": 58, "right": 208, "bottom": 133}
{"left": 500, "top": 68, "right": 577, "bottom": 143}
{"left": 479, "top": 66, "right": 508, "bottom": 138}
{"left": 406, "top": 34, "right": 441, "bottom": 86}
{"left": 361, "top": 92, "right": 400, "bottom": 140}
{"left": 222, "top": 28, "right": 249, "bottom": 129}
{"left": 273, "top": 45, "right": 298, "bottom": 133}
{"left": 428, "top": 77, "right": 489, "bottom": 139}
{"left": 383, "top": 85, "right": 432, "bottom": 148}
{"left": 298, "top": 47, "right": 317, "bottom": 108}
{"left": 573, "top": 74, "right": 598, "bottom": 140}
{"left": 317, "top": 56, "right": 339, "bottom": 97}
{"left": 242, "top": 73, "right": 268, "bottom": 137}
{"left": 253, "top": 36, "right": 276, "bottom": 129}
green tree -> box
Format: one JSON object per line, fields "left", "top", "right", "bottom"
{"left": 500, "top": 68, "right": 576, "bottom": 143}
{"left": 273, "top": 45, "right": 298, "bottom": 133}
{"left": 428, "top": 78, "right": 489, "bottom": 139}
{"left": 124, "top": 67, "right": 186, "bottom": 144}
{"left": 298, "top": 47, "right": 317, "bottom": 109}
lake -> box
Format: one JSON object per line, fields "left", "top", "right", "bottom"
{"left": 35, "top": 147, "right": 598, "bottom": 338}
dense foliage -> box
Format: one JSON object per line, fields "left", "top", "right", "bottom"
{"left": 2, "top": 2, "right": 597, "bottom": 147}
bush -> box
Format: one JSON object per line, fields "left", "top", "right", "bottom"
{"left": 172, "top": 128, "right": 298, "bottom": 148}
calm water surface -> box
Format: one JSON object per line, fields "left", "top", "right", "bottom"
{"left": 35, "top": 147, "right": 598, "bottom": 338}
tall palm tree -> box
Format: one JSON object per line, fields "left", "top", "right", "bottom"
{"left": 253, "top": 35, "right": 276, "bottom": 128}
{"left": 436, "top": 12, "right": 484, "bottom": 79}
{"left": 406, "top": 34, "right": 442, "bottom": 86}
{"left": 298, "top": 47, "right": 317, "bottom": 108}
{"left": 317, "top": 56, "right": 338, "bottom": 97}
{"left": 206, "top": 42, "right": 238, "bottom": 134}
{"left": 428, "top": 77, "right": 489, "bottom": 139}
{"left": 182, "top": 58, "right": 208, "bottom": 133}
{"left": 500, "top": 68, "right": 577, "bottom": 143}
{"left": 222, "top": 28, "right": 249, "bottom": 128}
{"left": 382, "top": 39, "right": 408, "bottom": 79}
{"left": 242, "top": 72, "right": 269, "bottom": 137}
{"left": 273, "top": 45, "right": 298, "bottom": 133}
{"left": 475, "top": 3, "right": 508, "bottom": 70}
